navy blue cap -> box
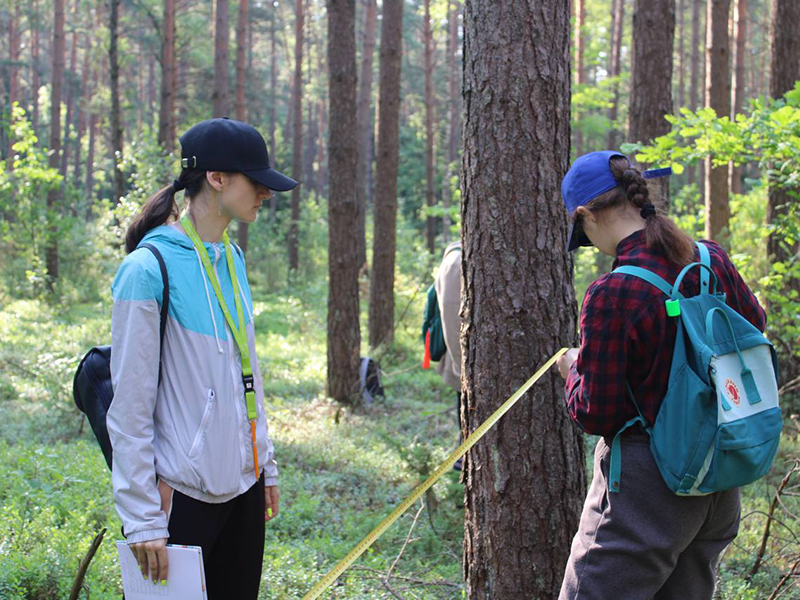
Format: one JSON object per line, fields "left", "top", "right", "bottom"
{"left": 179, "top": 118, "right": 298, "bottom": 192}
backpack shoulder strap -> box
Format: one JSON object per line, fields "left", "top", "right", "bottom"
{"left": 612, "top": 265, "right": 681, "bottom": 298}
{"left": 138, "top": 243, "right": 170, "bottom": 380}
{"left": 696, "top": 241, "right": 711, "bottom": 295}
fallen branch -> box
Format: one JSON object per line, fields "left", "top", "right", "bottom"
{"left": 68, "top": 527, "right": 107, "bottom": 600}
{"left": 749, "top": 462, "right": 800, "bottom": 579}
{"left": 766, "top": 556, "right": 800, "bottom": 600}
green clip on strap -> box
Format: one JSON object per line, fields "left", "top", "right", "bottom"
{"left": 181, "top": 217, "right": 258, "bottom": 421}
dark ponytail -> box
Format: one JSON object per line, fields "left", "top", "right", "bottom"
{"left": 125, "top": 169, "right": 207, "bottom": 253}
{"left": 586, "top": 157, "right": 695, "bottom": 267}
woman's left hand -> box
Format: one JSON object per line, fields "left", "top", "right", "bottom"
{"left": 265, "top": 485, "right": 279, "bottom": 523}
{"left": 557, "top": 348, "right": 580, "bottom": 380}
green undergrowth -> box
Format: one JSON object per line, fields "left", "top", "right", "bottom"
{"left": 1, "top": 280, "right": 798, "bottom": 599}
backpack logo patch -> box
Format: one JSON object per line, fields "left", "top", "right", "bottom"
{"left": 725, "top": 379, "right": 741, "bottom": 406}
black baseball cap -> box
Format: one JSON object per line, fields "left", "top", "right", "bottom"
{"left": 179, "top": 117, "right": 298, "bottom": 192}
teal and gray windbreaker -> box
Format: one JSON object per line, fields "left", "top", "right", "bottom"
{"left": 108, "top": 224, "right": 277, "bottom": 544}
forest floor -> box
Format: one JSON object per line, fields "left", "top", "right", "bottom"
{"left": 0, "top": 278, "right": 798, "bottom": 599}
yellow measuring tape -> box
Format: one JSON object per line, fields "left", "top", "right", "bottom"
{"left": 301, "top": 348, "right": 568, "bottom": 600}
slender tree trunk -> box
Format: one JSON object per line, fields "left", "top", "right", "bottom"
{"left": 688, "top": 0, "right": 702, "bottom": 186}
{"left": 607, "top": 0, "right": 625, "bottom": 149}
{"left": 767, "top": 0, "right": 800, "bottom": 268}
{"left": 629, "top": 0, "right": 675, "bottom": 204}
{"left": 326, "top": 0, "right": 361, "bottom": 402}
{"left": 159, "top": 0, "right": 176, "bottom": 153}
{"left": 32, "top": 0, "right": 41, "bottom": 138}
{"left": 443, "top": 0, "right": 460, "bottom": 235}
{"left": 729, "top": 0, "right": 746, "bottom": 194}
{"left": 7, "top": 0, "right": 19, "bottom": 162}
{"left": 423, "top": 0, "right": 437, "bottom": 254}
{"left": 61, "top": 26, "right": 79, "bottom": 178}
{"left": 235, "top": 0, "right": 250, "bottom": 252}
{"left": 704, "top": 0, "right": 731, "bottom": 242}
{"left": 368, "top": 0, "right": 404, "bottom": 348}
{"left": 462, "top": 1, "right": 585, "bottom": 596}
{"left": 73, "top": 34, "right": 89, "bottom": 185}
{"left": 212, "top": 0, "right": 231, "bottom": 117}
{"left": 677, "top": 0, "right": 686, "bottom": 108}
{"left": 355, "top": 0, "right": 377, "bottom": 269}
{"left": 110, "top": 0, "right": 125, "bottom": 204}
{"left": 269, "top": 4, "right": 278, "bottom": 221}
{"left": 288, "top": 0, "right": 305, "bottom": 272}
{"left": 317, "top": 29, "right": 329, "bottom": 198}
{"left": 46, "top": 0, "right": 67, "bottom": 288}
{"left": 574, "top": 0, "right": 586, "bottom": 155}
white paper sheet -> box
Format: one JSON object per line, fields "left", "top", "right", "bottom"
{"left": 116, "top": 541, "right": 208, "bottom": 600}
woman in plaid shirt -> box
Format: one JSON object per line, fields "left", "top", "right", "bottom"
{"left": 556, "top": 152, "right": 765, "bottom": 600}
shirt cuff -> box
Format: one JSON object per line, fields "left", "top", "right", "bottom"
{"left": 126, "top": 528, "right": 170, "bottom": 544}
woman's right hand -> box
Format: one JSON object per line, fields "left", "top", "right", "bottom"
{"left": 129, "top": 537, "right": 168, "bottom": 584}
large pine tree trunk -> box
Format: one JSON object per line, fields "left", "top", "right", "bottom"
{"left": 704, "top": 0, "right": 731, "bottom": 242}
{"left": 462, "top": 2, "right": 585, "bottom": 597}
{"left": 628, "top": 0, "right": 675, "bottom": 203}
{"left": 326, "top": 0, "right": 361, "bottom": 403}
{"left": 46, "top": 0, "right": 67, "bottom": 288}
{"left": 423, "top": 0, "right": 437, "bottom": 255}
{"left": 288, "top": 0, "right": 305, "bottom": 273}
{"left": 235, "top": 0, "right": 250, "bottom": 253}
{"left": 767, "top": 0, "right": 800, "bottom": 310}
{"left": 159, "top": 0, "right": 176, "bottom": 153}
{"left": 367, "top": 0, "right": 404, "bottom": 348}
{"left": 212, "top": 0, "right": 231, "bottom": 117}
{"left": 729, "top": 0, "right": 746, "bottom": 195}
{"left": 606, "top": 0, "right": 625, "bottom": 150}
{"left": 355, "top": 0, "right": 377, "bottom": 270}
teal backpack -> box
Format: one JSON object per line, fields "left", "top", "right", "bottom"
{"left": 609, "top": 242, "right": 782, "bottom": 495}
{"left": 422, "top": 284, "right": 447, "bottom": 365}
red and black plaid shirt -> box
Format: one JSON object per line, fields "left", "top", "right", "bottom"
{"left": 565, "top": 229, "right": 766, "bottom": 438}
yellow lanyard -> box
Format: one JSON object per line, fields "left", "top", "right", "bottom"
{"left": 181, "top": 216, "right": 260, "bottom": 479}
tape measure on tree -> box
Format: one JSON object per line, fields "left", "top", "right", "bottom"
{"left": 301, "top": 348, "right": 569, "bottom": 600}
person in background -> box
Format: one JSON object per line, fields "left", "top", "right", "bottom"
{"left": 434, "top": 241, "right": 463, "bottom": 469}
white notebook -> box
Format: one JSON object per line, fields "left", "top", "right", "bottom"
{"left": 117, "top": 541, "right": 208, "bottom": 600}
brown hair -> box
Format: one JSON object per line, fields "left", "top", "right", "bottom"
{"left": 583, "top": 156, "right": 695, "bottom": 266}
{"left": 125, "top": 169, "right": 207, "bottom": 254}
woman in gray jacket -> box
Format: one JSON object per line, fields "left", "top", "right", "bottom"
{"left": 109, "top": 118, "right": 296, "bottom": 597}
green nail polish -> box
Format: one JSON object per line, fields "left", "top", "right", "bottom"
{"left": 153, "top": 579, "right": 158, "bottom": 585}
{"left": 267, "top": 508, "right": 273, "bottom": 518}
{"left": 161, "top": 580, "right": 167, "bottom": 586}
{"left": 143, "top": 574, "right": 148, "bottom": 580}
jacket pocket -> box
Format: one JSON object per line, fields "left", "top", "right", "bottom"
{"left": 189, "top": 389, "right": 215, "bottom": 457}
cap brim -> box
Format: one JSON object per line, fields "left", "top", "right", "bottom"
{"left": 244, "top": 168, "right": 298, "bottom": 192}
{"left": 566, "top": 219, "right": 593, "bottom": 252}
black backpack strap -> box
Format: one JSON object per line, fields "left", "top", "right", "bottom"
{"left": 138, "top": 243, "right": 169, "bottom": 380}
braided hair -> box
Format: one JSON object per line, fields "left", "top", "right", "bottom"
{"left": 583, "top": 157, "right": 695, "bottom": 266}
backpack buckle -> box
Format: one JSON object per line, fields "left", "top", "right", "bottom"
{"left": 242, "top": 374, "right": 255, "bottom": 394}
{"left": 665, "top": 299, "right": 681, "bottom": 317}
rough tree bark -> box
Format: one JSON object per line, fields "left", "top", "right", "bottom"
{"left": 212, "top": 0, "right": 231, "bottom": 117}
{"left": 326, "top": 0, "right": 361, "bottom": 403}
{"left": 628, "top": 0, "right": 675, "bottom": 204}
{"left": 462, "top": 1, "right": 586, "bottom": 595}
{"left": 704, "top": 0, "right": 731, "bottom": 242}
{"left": 288, "top": 0, "right": 305, "bottom": 272}
{"left": 607, "top": 0, "right": 625, "bottom": 150}
{"left": 767, "top": 0, "right": 800, "bottom": 287}
{"left": 355, "top": 0, "right": 377, "bottom": 269}
{"left": 46, "top": 0, "right": 66, "bottom": 287}
{"left": 159, "top": 0, "right": 176, "bottom": 153}
{"left": 367, "top": 0, "right": 404, "bottom": 348}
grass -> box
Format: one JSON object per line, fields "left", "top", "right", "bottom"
{"left": 0, "top": 277, "right": 798, "bottom": 599}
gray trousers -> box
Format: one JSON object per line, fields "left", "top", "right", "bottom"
{"left": 560, "top": 433, "right": 740, "bottom": 600}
